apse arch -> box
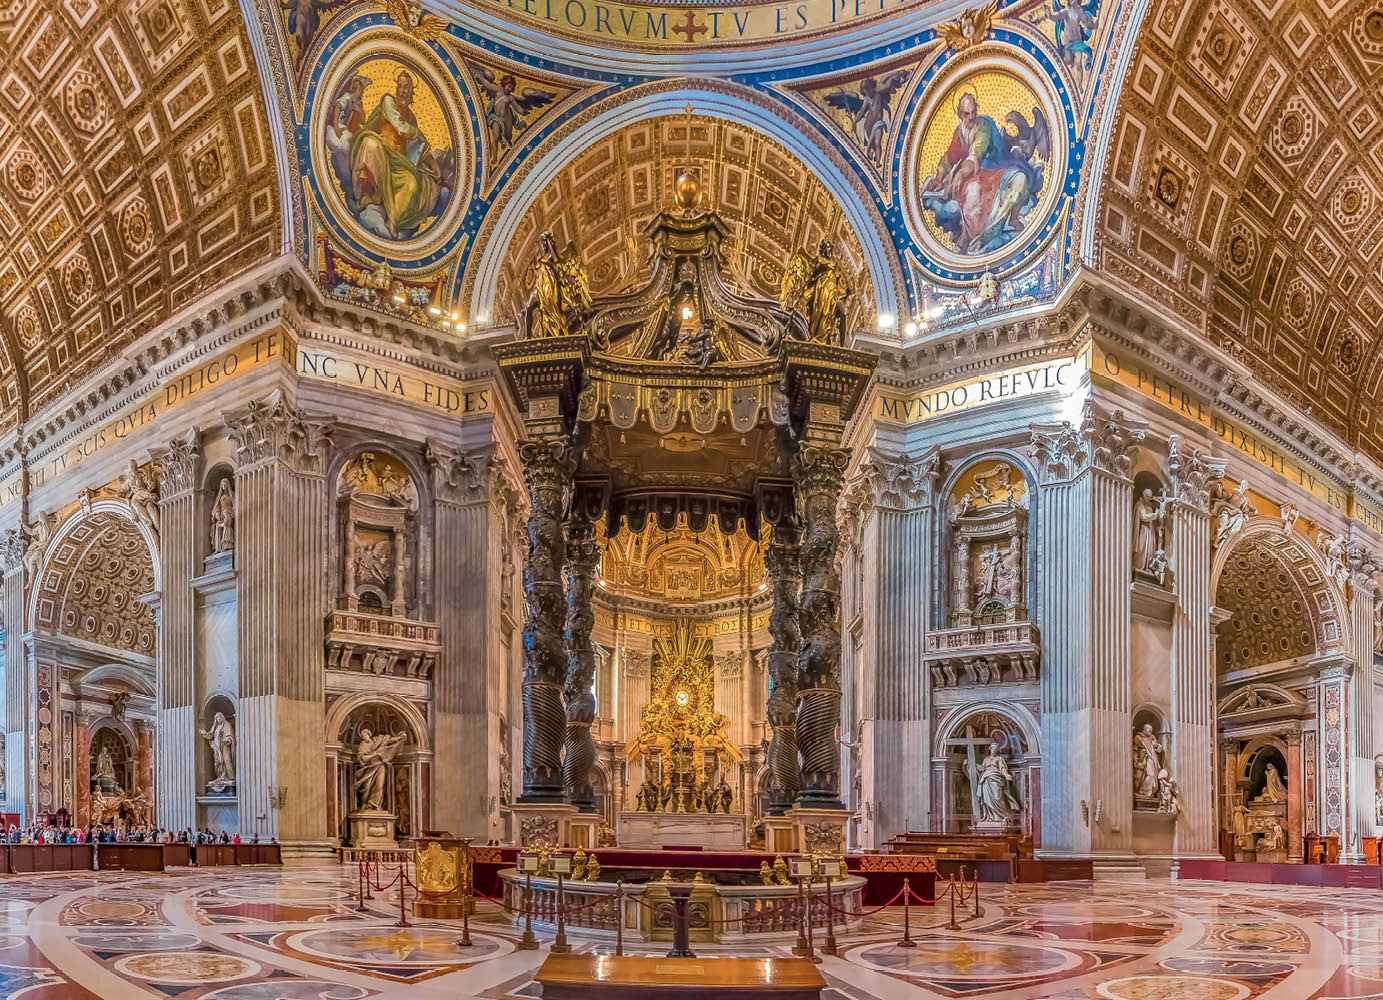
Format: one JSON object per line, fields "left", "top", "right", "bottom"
{"left": 1209, "top": 517, "right": 1348, "bottom": 673}
{"left": 466, "top": 83, "right": 901, "bottom": 324}
{"left": 324, "top": 690, "right": 431, "bottom": 753}
{"left": 933, "top": 700, "right": 1042, "bottom": 758}
{"left": 29, "top": 500, "right": 161, "bottom": 660}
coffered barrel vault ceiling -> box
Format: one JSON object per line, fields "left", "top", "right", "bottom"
{"left": 0, "top": 0, "right": 281, "bottom": 427}
{"left": 492, "top": 115, "right": 875, "bottom": 330}
{"left": 1099, "top": 0, "right": 1383, "bottom": 454}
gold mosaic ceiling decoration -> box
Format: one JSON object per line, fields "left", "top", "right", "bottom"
{"left": 1099, "top": 0, "right": 1383, "bottom": 454}
{"left": 600, "top": 518, "right": 764, "bottom": 604}
{"left": 492, "top": 115, "right": 875, "bottom": 333}
{"left": 0, "top": 0, "right": 280, "bottom": 426}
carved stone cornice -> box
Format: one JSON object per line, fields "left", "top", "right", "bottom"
{"left": 223, "top": 397, "right": 333, "bottom": 474}
{"left": 1030, "top": 401, "right": 1146, "bottom": 483}
{"left": 1166, "top": 433, "right": 1224, "bottom": 511}
{"left": 149, "top": 428, "right": 201, "bottom": 499}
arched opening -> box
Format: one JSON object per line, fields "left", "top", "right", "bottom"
{"left": 326, "top": 696, "right": 430, "bottom": 848}
{"left": 932, "top": 707, "right": 1038, "bottom": 843}
{"left": 28, "top": 503, "right": 159, "bottom": 827}
{"left": 1212, "top": 517, "right": 1344, "bottom": 861}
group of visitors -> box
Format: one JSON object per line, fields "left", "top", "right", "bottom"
{"left": 3, "top": 824, "right": 269, "bottom": 847}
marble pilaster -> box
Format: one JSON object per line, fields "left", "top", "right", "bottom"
{"left": 224, "top": 395, "right": 334, "bottom": 856}
{"left": 1030, "top": 403, "right": 1144, "bottom": 867}
{"left": 150, "top": 429, "right": 201, "bottom": 833}
{"left": 1, "top": 533, "right": 26, "bottom": 820}
{"left": 1346, "top": 551, "right": 1381, "bottom": 855}
{"left": 425, "top": 439, "right": 516, "bottom": 839}
{"left": 1165, "top": 435, "right": 1222, "bottom": 859}
{"left": 838, "top": 446, "right": 938, "bottom": 847}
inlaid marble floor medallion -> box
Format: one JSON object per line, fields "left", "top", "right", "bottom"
{"left": 0, "top": 867, "right": 1376, "bottom": 997}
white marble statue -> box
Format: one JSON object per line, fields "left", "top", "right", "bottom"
{"left": 1210, "top": 479, "right": 1251, "bottom": 549}
{"left": 974, "top": 741, "right": 1020, "bottom": 825}
{"left": 94, "top": 746, "right": 118, "bottom": 790}
{"left": 1133, "top": 723, "right": 1164, "bottom": 800}
{"left": 353, "top": 728, "right": 406, "bottom": 812}
{"left": 1259, "top": 821, "right": 1285, "bottom": 852}
{"left": 210, "top": 480, "right": 235, "bottom": 553}
{"left": 1156, "top": 769, "right": 1180, "bottom": 815}
{"left": 1132, "top": 489, "right": 1167, "bottom": 573}
{"left": 121, "top": 460, "right": 161, "bottom": 540}
{"left": 1253, "top": 762, "right": 1288, "bottom": 804}
{"left": 199, "top": 712, "right": 236, "bottom": 792}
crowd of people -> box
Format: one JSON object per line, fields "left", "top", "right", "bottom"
{"left": 4, "top": 824, "right": 270, "bottom": 847}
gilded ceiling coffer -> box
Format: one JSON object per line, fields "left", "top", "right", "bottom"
{"left": 563, "top": 479, "right": 606, "bottom": 812}
{"left": 759, "top": 482, "right": 802, "bottom": 815}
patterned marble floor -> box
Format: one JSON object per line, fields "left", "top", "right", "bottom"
{"left": 0, "top": 864, "right": 1377, "bottom": 998}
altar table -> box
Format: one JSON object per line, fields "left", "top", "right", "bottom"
{"left": 535, "top": 954, "right": 825, "bottom": 999}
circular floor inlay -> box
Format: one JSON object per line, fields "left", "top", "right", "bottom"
{"left": 290, "top": 926, "right": 506, "bottom": 964}
{"left": 1097, "top": 975, "right": 1249, "bottom": 1000}
{"left": 116, "top": 951, "right": 259, "bottom": 984}
{"left": 853, "top": 938, "right": 1076, "bottom": 980}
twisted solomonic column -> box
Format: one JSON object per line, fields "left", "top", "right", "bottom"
{"left": 793, "top": 444, "right": 850, "bottom": 809}
{"left": 763, "top": 512, "right": 802, "bottom": 815}
{"left": 518, "top": 439, "right": 577, "bottom": 803}
{"left": 562, "top": 494, "right": 601, "bottom": 811}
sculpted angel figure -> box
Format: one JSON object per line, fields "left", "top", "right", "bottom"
{"left": 199, "top": 712, "right": 236, "bottom": 792}
{"left": 780, "top": 239, "right": 853, "bottom": 346}
{"left": 22, "top": 511, "right": 58, "bottom": 580}
{"left": 1210, "top": 479, "right": 1251, "bottom": 548}
{"left": 210, "top": 480, "right": 235, "bottom": 553}
{"left": 353, "top": 728, "right": 407, "bottom": 812}
{"left": 520, "top": 232, "right": 593, "bottom": 340}
{"left": 121, "top": 460, "right": 161, "bottom": 540}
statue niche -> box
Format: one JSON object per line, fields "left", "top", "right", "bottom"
{"left": 947, "top": 461, "right": 1028, "bottom": 627}
{"left": 337, "top": 451, "right": 418, "bottom": 616}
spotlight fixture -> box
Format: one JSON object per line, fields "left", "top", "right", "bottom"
{"left": 904, "top": 321, "right": 919, "bottom": 337}
{"left": 876, "top": 313, "right": 894, "bottom": 330}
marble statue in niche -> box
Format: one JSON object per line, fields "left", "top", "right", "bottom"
{"left": 94, "top": 746, "right": 118, "bottom": 792}
{"left": 353, "top": 728, "right": 406, "bottom": 812}
{"left": 1132, "top": 488, "right": 1170, "bottom": 580}
{"left": 1375, "top": 755, "right": 1383, "bottom": 820}
{"left": 338, "top": 451, "right": 417, "bottom": 616}
{"left": 210, "top": 480, "right": 235, "bottom": 553}
{"left": 1156, "top": 769, "right": 1180, "bottom": 815}
{"left": 973, "top": 740, "right": 1021, "bottom": 828}
{"left": 1132, "top": 723, "right": 1164, "bottom": 803}
{"left": 1252, "top": 762, "right": 1288, "bottom": 804}
{"left": 200, "top": 712, "right": 236, "bottom": 794}
{"left": 1210, "top": 479, "right": 1252, "bottom": 548}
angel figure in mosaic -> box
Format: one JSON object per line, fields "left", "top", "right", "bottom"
{"left": 1047, "top": 0, "right": 1099, "bottom": 73}
{"left": 520, "top": 233, "right": 593, "bottom": 340}
{"left": 780, "top": 240, "right": 853, "bottom": 346}
{"left": 474, "top": 65, "right": 557, "bottom": 151}
{"left": 824, "top": 70, "right": 910, "bottom": 167}
{"left": 382, "top": 0, "right": 446, "bottom": 40}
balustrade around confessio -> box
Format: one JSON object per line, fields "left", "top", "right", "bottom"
{"left": 498, "top": 869, "right": 866, "bottom": 944}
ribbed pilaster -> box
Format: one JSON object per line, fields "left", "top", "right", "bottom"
{"left": 1170, "top": 503, "right": 1214, "bottom": 856}
{"left": 155, "top": 489, "right": 198, "bottom": 831}
{"left": 1348, "top": 576, "right": 1377, "bottom": 855}
{"left": 433, "top": 496, "right": 496, "bottom": 837}
{"left": 872, "top": 505, "right": 932, "bottom": 841}
{"left": 1090, "top": 469, "right": 1133, "bottom": 857}
{"left": 3, "top": 567, "right": 25, "bottom": 820}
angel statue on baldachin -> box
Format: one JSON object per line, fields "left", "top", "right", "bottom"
{"left": 519, "top": 232, "right": 593, "bottom": 340}
{"left": 779, "top": 239, "right": 853, "bottom": 347}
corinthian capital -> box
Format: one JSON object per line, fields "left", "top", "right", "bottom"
{"left": 1166, "top": 434, "right": 1224, "bottom": 510}
{"left": 150, "top": 428, "right": 202, "bottom": 499}
{"left": 1030, "top": 402, "right": 1146, "bottom": 482}
{"left": 425, "top": 439, "right": 515, "bottom": 507}
{"left": 837, "top": 445, "right": 939, "bottom": 542}
{"left": 223, "top": 397, "right": 333, "bottom": 474}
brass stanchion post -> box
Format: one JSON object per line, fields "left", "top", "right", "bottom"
{"left": 552, "top": 869, "right": 571, "bottom": 954}
{"left": 972, "top": 867, "right": 980, "bottom": 919}
{"left": 823, "top": 870, "right": 837, "bottom": 956}
{"left": 615, "top": 880, "right": 625, "bottom": 957}
{"left": 946, "top": 874, "right": 960, "bottom": 930}
{"left": 792, "top": 867, "right": 810, "bottom": 957}
{"left": 396, "top": 870, "right": 410, "bottom": 928}
{"left": 898, "top": 876, "right": 917, "bottom": 947}
{"left": 356, "top": 862, "right": 369, "bottom": 912}
{"left": 517, "top": 871, "right": 538, "bottom": 951}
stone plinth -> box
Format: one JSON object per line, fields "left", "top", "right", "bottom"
{"left": 788, "top": 806, "right": 849, "bottom": 856}
{"left": 511, "top": 802, "right": 578, "bottom": 848}
{"left": 617, "top": 811, "right": 747, "bottom": 851}
{"left": 348, "top": 809, "right": 397, "bottom": 849}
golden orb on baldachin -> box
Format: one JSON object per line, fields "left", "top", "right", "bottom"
{"left": 674, "top": 170, "right": 700, "bottom": 210}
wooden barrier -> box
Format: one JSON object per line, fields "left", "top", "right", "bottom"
{"left": 535, "top": 954, "right": 826, "bottom": 999}
{"left": 97, "top": 843, "right": 165, "bottom": 872}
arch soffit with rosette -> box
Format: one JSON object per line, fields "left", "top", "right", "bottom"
{"left": 933, "top": 700, "right": 1042, "bottom": 761}
{"left": 325, "top": 691, "right": 432, "bottom": 756}
{"left": 1210, "top": 517, "right": 1349, "bottom": 658}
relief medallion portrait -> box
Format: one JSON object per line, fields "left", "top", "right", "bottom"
{"left": 902, "top": 55, "right": 1067, "bottom": 274}
{"left": 313, "top": 37, "right": 470, "bottom": 256}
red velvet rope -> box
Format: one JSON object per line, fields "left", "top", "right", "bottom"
{"left": 819, "top": 883, "right": 909, "bottom": 916}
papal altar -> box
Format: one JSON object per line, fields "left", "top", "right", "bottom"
{"left": 617, "top": 811, "right": 748, "bottom": 851}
